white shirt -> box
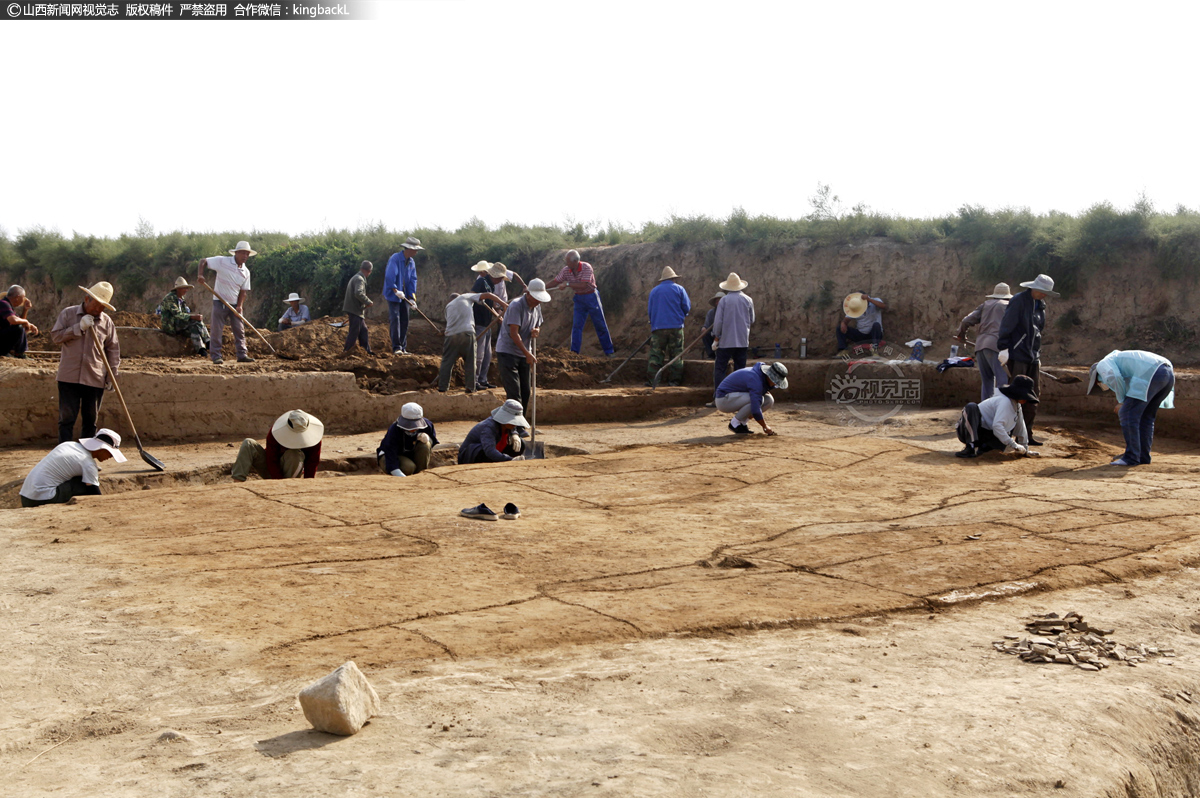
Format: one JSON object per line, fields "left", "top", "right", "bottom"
{"left": 444, "top": 292, "right": 482, "bottom": 337}
{"left": 206, "top": 255, "right": 252, "bottom": 306}
{"left": 978, "top": 393, "right": 1028, "bottom": 448}
{"left": 20, "top": 442, "right": 99, "bottom": 501}
{"left": 856, "top": 298, "right": 884, "bottom": 333}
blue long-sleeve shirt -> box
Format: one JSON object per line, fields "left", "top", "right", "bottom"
{"left": 458, "top": 418, "right": 517, "bottom": 463}
{"left": 715, "top": 363, "right": 772, "bottom": 423}
{"left": 376, "top": 419, "right": 438, "bottom": 473}
{"left": 1093, "top": 350, "right": 1175, "bottom": 407}
{"left": 385, "top": 252, "right": 417, "bottom": 303}
{"left": 647, "top": 281, "right": 691, "bottom": 330}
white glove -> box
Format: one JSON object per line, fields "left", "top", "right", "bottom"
{"left": 79, "top": 315, "right": 95, "bottom": 331}
{"left": 390, "top": 469, "right": 406, "bottom": 477}
{"left": 998, "top": 349, "right": 1009, "bottom": 366}
{"left": 511, "top": 455, "right": 525, "bottom": 461}
{"left": 1005, "top": 442, "right": 1027, "bottom": 455}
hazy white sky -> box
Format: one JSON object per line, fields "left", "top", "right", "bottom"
{"left": 2, "top": 1, "right": 1196, "bottom": 239}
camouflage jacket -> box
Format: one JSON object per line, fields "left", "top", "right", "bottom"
{"left": 158, "top": 291, "right": 194, "bottom": 334}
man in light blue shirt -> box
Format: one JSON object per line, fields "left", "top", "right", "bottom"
{"left": 384, "top": 235, "right": 423, "bottom": 354}
{"left": 647, "top": 266, "right": 691, "bottom": 386}
{"left": 1088, "top": 350, "right": 1175, "bottom": 466}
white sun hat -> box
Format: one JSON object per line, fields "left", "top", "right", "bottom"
{"left": 1019, "top": 274, "right": 1060, "bottom": 298}
{"left": 229, "top": 241, "right": 258, "bottom": 256}
{"left": 79, "top": 281, "right": 116, "bottom": 312}
{"left": 490, "top": 399, "right": 530, "bottom": 428}
{"left": 80, "top": 428, "right": 127, "bottom": 463}
{"left": 396, "top": 402, "right": 428, "bottom": 431}
{"left": 283, "top": 293, "right": 305, "bottom": 303}
{"left": 986, "top": 282, "right": 1013, "bottom": 299}
{"left": 763, "top": 362, "right": 788, "bottom": 390}
{"left": 271, "top": 409, "right": 324, "bottom": 449}
{"left": 527, "top": 278, "right": 552, "bottom": 303}
{"left": 471, "top": 260, "right": 492, "bottom": 273}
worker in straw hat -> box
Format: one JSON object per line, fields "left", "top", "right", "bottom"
{"left": 377, "top": 402, "right": 439, "bottom": 476}
{"left": 955, "top": 282, "right": 1013, "bottom": 401}
{"left": 384, "top": 235, "right": 424, "bottom": 355}
{"left": 1087, "top": 350, "right": 1175, "bottom": 466}
{"left": 458, "top": 399, "right": 529, "bottom": 464}
{"left": 50, "top": 282, "right": 120, "bottom": 444}
{"left": 278, "top": 292, "right": 311, "bottom": 329}
{"left": 157, "top": 276, "right": 210, "bottom": 356}
{"left": 197, "top": 240, "right": 256, "bottom": 365}
{"left": 470, "top": 260, "right": 526, "bottom": 390}
{"left": 19, "top": 428, "right": 126, "bottom": 507}
{"left": 997, "top": 273, "right": 1058, "bottom": 446}
{"left": 954, "top": 374, "right": 1039, "bottom": 459}
{"left": 837, "top": 291, "right": 886, "bottom": 353}
{"left": 232, "top": 409, "right": 324, "bottom": 481}
{"left": 646, "top": 266, "right": 691, "bottom": 386}
{"left": 714, "top": 361, "right": 787, "bottom": 436}
{"left": 712, "top": 272, "right": 755, "bottom": 391}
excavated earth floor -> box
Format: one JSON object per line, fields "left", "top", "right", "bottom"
{"left": 5, "top": 404, "right": 1200, "bottom": 796}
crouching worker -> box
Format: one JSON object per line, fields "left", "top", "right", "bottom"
{"left": 1087, "top": 350, "right": 1175, "bottom": 467}
{"left": 714, "top": 361, "right": 787, "bottom": 436}
{"left": 377, "top": 402, "right": 438, "bottom": 477}
{"left": 458, "top": 399, "right": 528, "bottom": 464}
{"left": 19, "top": 429, "right": 126, "bottom": 507}
{"left": 233, "top": 409, "right": 323, "bottom": 481}
{"left": 955, "top": 374, "right": 1039, "bottom": 459}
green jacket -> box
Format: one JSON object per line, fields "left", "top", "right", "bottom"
{"left": 158, "top": 291, "right": 194, "bottom": 335}
{"left": 343, "top": 272, "right": 371, "bottom": 317}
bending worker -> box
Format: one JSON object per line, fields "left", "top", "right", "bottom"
{"left": 19, "top": 429, "right": 126, "bottom": 507}
{"left": 377, "top": 402, "right": 438, "bottom": 477}
{"left": 1087, "top": 350, "right": 1175, "bottom": 467}
{"left": 458, "top": 399, "right": 528, "bottom": 464}
{"left": 233, "top": 409, "right": 324, "bottom": 481}
{"left": 954, "top": 374, "right": 1039, "bottom": 459}
{"left": 714, "top": 361, "right": 787, "bottom": 436}
{"left": 546, "top": 249, "right": 615, "bottom": 357}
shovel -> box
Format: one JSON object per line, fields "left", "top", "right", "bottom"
{"left": 964, "top": 338, "right": 1081, "bottom": 384}
{"left": 601, "top": 334, "right": 652, "bottom": 384}
{"left": 526, "top": 338, "right": 546, "bottom": 459}
{"left": 91, "top": 331, "right": 165, "bottom": 471}
{"left": 397, "top": 291, "right": 444, "bottom": 336}
{"left": 198, "top": 280, "right": 298, "bottom": 360}
{"left": 649, "top": 329, "right": 707, "bottom": 390}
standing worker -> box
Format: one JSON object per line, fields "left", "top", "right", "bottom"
{"left": 1, "top": 285, "right": 38, "bottom": 359}
{"left": 546, "top": 249, "right": 615, "bottom": 357}
{"left": 197, "top": 240, "right": 255, "bottom": 365}
{"left": 701, "top": 291, "right": 724, "bottom": 359}
{"left": 997, "top": 274, "right": 1057, "bottom": 446}
{"left": 342, "top": 260, "right": 375, "bottom": 355}
{"left": 1087, "top": 350, "right": 1176, "bottom": 466}
{"left": 50, "top": 282, "right": 120, "bottom": 444}
{"left": 471, "top": 260, "right": 526, "bottom": 390}
{"left": 712, "top": 273, "right": 755, "bottom": 391}
{"left": 956, "top": 282, "right": 1012, "bottom": 401}
{"left": 157, "top": 277, "right": 210, "bottom": 356}
{"left": 495, "top": 278, "right": 551, "bottom": 415}
{"left": 646, "top": 266, "right": 691, "bottom": 386}
{"left": 384, "top": 235, "right": 423, "bottom": 355}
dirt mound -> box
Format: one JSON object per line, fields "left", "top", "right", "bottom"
{"left": 111, "top": 311, "right": 161, "bottom": 328}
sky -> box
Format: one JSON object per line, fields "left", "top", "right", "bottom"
{"left": 2, "top": 1, "right": 1198, "bottom": 240}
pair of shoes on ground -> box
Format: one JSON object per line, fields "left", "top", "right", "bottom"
{"left": 461, "top": 502, "right": 520, "bottom": 521}
{"left": 728, "top": 420, "right": 753, "bottom": 435}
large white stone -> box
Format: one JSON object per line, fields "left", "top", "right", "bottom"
{"left": 297, "top": 661, "right": 380, "bottom": 735}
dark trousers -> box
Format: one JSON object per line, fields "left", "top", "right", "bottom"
{"left": 344, "top": 313, "right": 371, "bottom": 353}
{"left": 21, "top": 476, "right": 100, "bottom": 507}
{"left": 1, "top": 323, "right": 27, "bottom": 357}
{"left": 1006, "top": 360, "right": 1040, "bottom": 434}
{"left": 497, "top": 351, "right": 531, "bottom": 413}
{"left": 714, "top": 347, "right": 748, "bottom": 390}
{"left": 388, "top": 300, "right": 410, "bottom": 352}
{"left": 956, "top": 402, "right": 1004, "bottom": 453}
{"left": 438, "top": 332, "right": 476, "bottom": 392}
{"left": 1118, "top": 363, "right": 1175, "bottom": 464}
{"left": 701, "top": 331, "right": 716, "bottom": 359}
{"left": 837, "top": 322, "right": 883, "bottom": 351}
{"left": 58, "top": 381, "right": 105, "bottom": 444}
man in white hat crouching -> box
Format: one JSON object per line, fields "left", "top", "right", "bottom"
{"left": 50, "top": 282, "right": 121, "bottom": 444}
{"left": 158, "top": 276, "right": 210, "bottom": 356}
{"left": 458, "top": 399, "right": 529, "bottom": 464}
{"left": 377, "top": 402, "right": 438, "bottom": 476}
{"left": 232, "top": 409, "right": 324, "bottom": 481}
{"left": 956, "top": 282, "right": 1012, "bottom": 401}
{"left": 198, "top": 241, "right": 255, "bottom": 365}
{"left": 997, "top": 274, "right": 1058, "bottom": 446}
{"left": 20, "top": 428, "right": 126, "bottom": 507}
{"left": 714, "top": 361, "right": 787, "bottom": 436}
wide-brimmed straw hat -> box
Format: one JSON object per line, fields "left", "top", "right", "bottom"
{"left": 843, "top": 293, "right": 868, "bottom": 318}
{"left": 229, "top": 241, "right": 258, "bottom": 256}
{"left": 402, "top": 236, "right": 424, "bottom": 251}
{"left": 986, "top": 282, "right": 1013, "bottom": 300}
{"left": 1019, "top": 274, "right": 1059, "bottom": 298}
{"left": 491, "top": 399, "right": 530, "bottom": 428}
{"left": 283, "top": 292, "right": 305, "bottom": 303}
{"left": 271, "top": 409, "right": 325, "bottom": 449}
{"left": 658, "top": 266, "right": 679, "bottom": 282}
{"left": 487, "top": 262, "right": 509, "bottom": 280}
{"left": 79, "top": 282, "right": 116, "bottom": 312}
{"left": 80, "top": 428, "right": 127, "bottom": 463}
{"left": 527, "top": 278, "right": 552, "bottom": 303}
{"left": 709, "top": 291, "right": 725, "bottom": 306}
{"left": 396, "top": 402, "right": 428, "bottom": 431}
{"left": 999, "top": 374, "right": 1040, "bottom": 404}
{"left": 173, "top": 276, "right": 192, "bottom": 290}
{"left": 719, "top": 272, "right": 748, "bottom": 292}
{"left": 471, "top": 260, "right": 492, "bottom": 273}
{"left": 763, "top": 361, "right": 788, "bottom": 390}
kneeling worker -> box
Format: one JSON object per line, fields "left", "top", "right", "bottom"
{"left": 955, "top": 374, "right": 1039, "bottom": 458}
{"left": 377, "top": 402, "right": 438, "bottom": 477}
{"left": 19, "top": 429, "right": 126, "bottom": 507}
{"left": 458, "top": 399, "right": 529, "bottom": 464}
{"left": 233, "top": 409, "right": 323, "bottom": 481}
{"left": 714, "top": 361, "right": 787, "bottom": 436}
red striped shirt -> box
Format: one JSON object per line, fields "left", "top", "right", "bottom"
{"left": 553, "top": 261, "right": 596, "bottom": 293}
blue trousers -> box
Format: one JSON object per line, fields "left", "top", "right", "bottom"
{"left": 1118, "top": 363, "right": 1174, "bottom": 464}
{"left": 571, "top": 292, "right": 614, "bottom": 355}
{"left": 976, "top": 347, "right": 1009, "bottom": 401}
{"left": 388, "top": 300, "right": 410, "bottom": 352}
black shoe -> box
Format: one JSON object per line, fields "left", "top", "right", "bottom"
{"left": 197, "top": 348, "right": 208, "bottom": 357}
{"left": 11, "top": 352, "right": 27, "bottom": 359}
{"left": 237, "top": 356, "right": 254, "bottom": 363}
{"left": 955, "top": 445, "right": 979, "bottom": 459}
{"left": 461, "top": 503, "right": 499, "bottom": 521}
{"left": 729, "top": 421, "right": 752, "bottom": 435}
{"left": 1027, "top": 438, "right": 1044, "bottom": 446}
{"left": 502, "top": 502, "right": 520, "bottom": 520}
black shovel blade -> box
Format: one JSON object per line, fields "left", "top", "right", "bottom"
{"left": 140, "top": 448, "right": 166, "bottom": 471}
